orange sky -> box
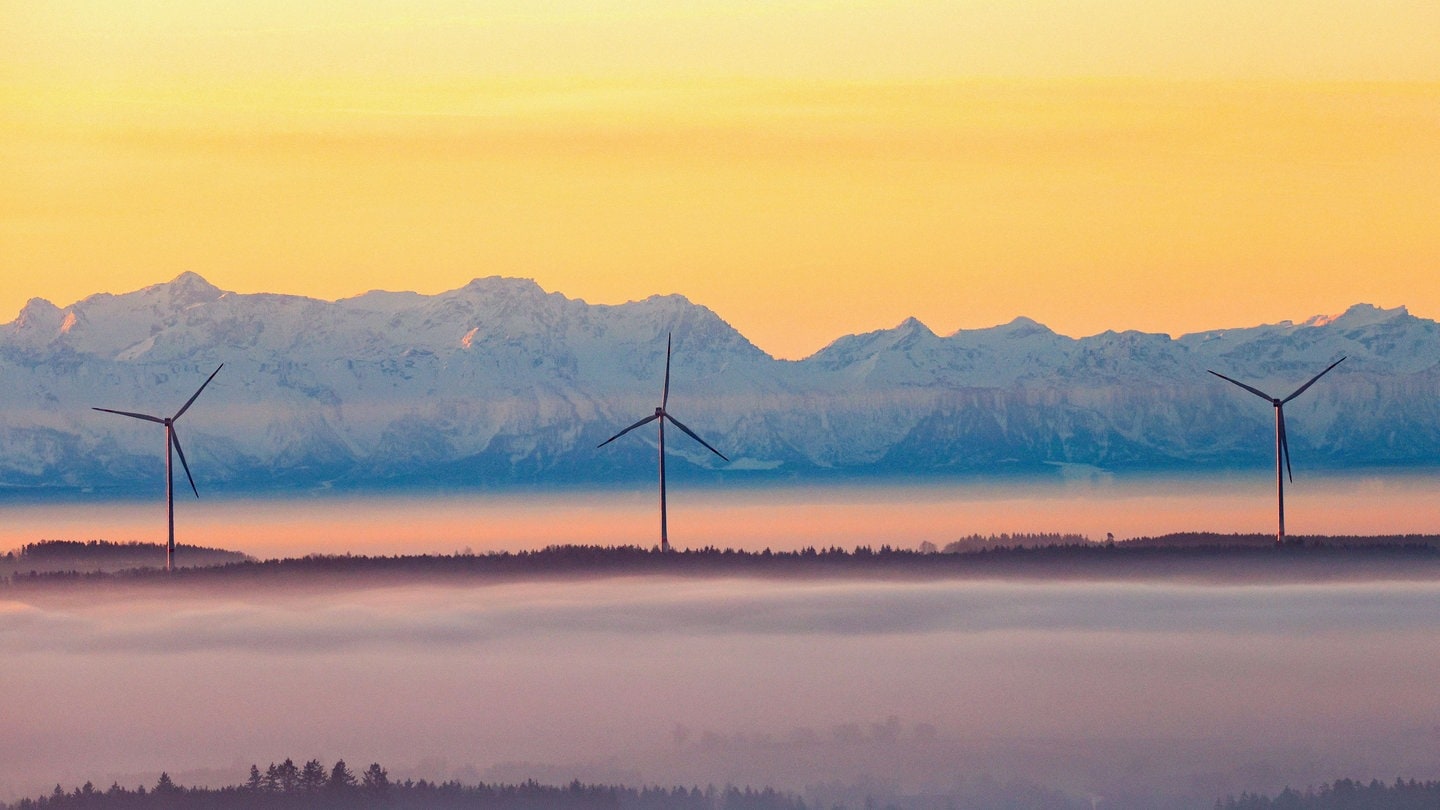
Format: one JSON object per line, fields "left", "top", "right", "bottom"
{"left": 2, "top": 2, "right": 1438, "bottom": 359}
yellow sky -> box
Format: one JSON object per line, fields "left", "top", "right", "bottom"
{"left": 2, "top": 2, "right": 1438, "bottom": 358}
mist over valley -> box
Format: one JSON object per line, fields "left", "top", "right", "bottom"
{"left": 7, "top": 568, "right": 1440, "bottom": 809}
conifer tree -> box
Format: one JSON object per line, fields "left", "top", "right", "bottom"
{"left": 299, "top": 760, "right": 326, "bottom": 793}
{"left": 277, "top": 759, "right": 298, "bottom": 793}
{"left": 328, "top": 760, "right": 357, "bottom": 791}
{"left": 361, "top": 763, "right": 389, "bottom": 795}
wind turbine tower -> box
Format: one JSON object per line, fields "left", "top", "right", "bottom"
{"left": 598, "top": 334, "right": 727, "bottom": 551}
{"left": 94, "top": 365, "right": 223, "bottom": 571}
{"left": 1207, "top": 357, "right": 1344, "bottom": 545}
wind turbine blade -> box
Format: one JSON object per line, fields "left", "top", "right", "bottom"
{"left": 92, "top": 407, "right": 166, "bottom": 424}
{"left": 662, "top": 333, "right": 672, "bottom": 410}
{"left": 174, "top": 364, "right": 223, "bottom": 420}
{"left": 1206, "top": 370, "right": 1274, "bottom": 401}
{"left": 597, "top": 413, "right": 660, "bottom": 448}
{"left": 1278, "top": 407, "right": 1293, "bottom": 483}
{"left": 171, "top": 429, "right": 199, "bottom": 498}
{"left": 1281, "top": 356, "right": 1346, "bottom": 404}
{"left": 664, "top": 413, "right": 729, "bottom": 462}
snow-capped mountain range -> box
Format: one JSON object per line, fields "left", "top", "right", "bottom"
{"left": 3, "top": 272, "right": 1437, "bottom": 496}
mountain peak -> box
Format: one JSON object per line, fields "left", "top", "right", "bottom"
{"left": 1303, "top": 303, "right": 1409, "bottom": 329}
{"left": 16, "top": 296, "right": 60, "bottom": 320}
{"left": 168, "top": 270, "right": 218, "bottom": 289}
{"left": 7, "top": 297, "right": 64, "bottom": 336}
{"left": 895, "top": 316, "right": 933, "bottom": 333}
{"left": 156, "top": 271, "right": 224, "bottom": 305}
{"left": 641, "top": 292, "right": 696, "bottom": 307}
{"left": 459, "top": 276, "right": 546, "bottom": 295}
{"left": 992, "top": 315, "right": 1055, "bottom": 338}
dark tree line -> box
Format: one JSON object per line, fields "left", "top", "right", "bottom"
{"left": 5, "top": 760, "right": 806, "bottom": 810}
{"left": 1217, "top": 777, "right": 1440, "bottom": 809}
{"left": 8, "top": 538, "right": 1440, "bottom": 592}
{"left": 941, "top": 532, "right": 1091, "bottom": 553}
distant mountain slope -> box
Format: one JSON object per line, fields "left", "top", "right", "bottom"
{"left": 2, "top": 273, "right": 1437, "bottom": 495}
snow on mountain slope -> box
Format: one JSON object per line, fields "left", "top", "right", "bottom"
{"left": 2, "top": 273, "right": 1437, "bottom": 495}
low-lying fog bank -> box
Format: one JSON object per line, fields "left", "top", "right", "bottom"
{"left": 5, "top": 576, "right": 1439, "bottom": 808}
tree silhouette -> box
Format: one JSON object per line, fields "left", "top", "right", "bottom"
{"left": 277, "top": 759, "right": 298, "bottom": 794}
{"left": 299, "top": 760, "right": 326, "bottom": 793}
{"left": 328, "top": 760, "right": 358, "bottom": 791}
{"left": 361, "top": 763, "right": 389, "bottom": 796}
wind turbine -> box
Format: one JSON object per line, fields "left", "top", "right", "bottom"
{"left": 1207, "top": 357, "right": 1345, "bottom": 546}
{"left": 94, "top": 365, "right": 223, "bottom": 571}
{"left": 598, "top": 334, "right": 727, "bottom": 551}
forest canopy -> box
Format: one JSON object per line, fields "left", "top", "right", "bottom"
{"left": 5, "top": 760, "right": 805, "bottom": 810}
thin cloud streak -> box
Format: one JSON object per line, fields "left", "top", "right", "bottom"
{"left": 10, "top": 579, "right": 1440, "bottom": 657}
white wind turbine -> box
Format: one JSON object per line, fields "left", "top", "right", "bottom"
{"left": 598, "top": 334, "right": 727, "bottom": 551}
{"left": 94, "top": 365, "right": 223, "bottom": 571}
{"left": 1207, "top": 357, "right": 1345, "bottom": 545}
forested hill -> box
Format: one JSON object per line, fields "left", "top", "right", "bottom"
{"left": 1, "top": 540, "right": 251, "bottom": 575}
